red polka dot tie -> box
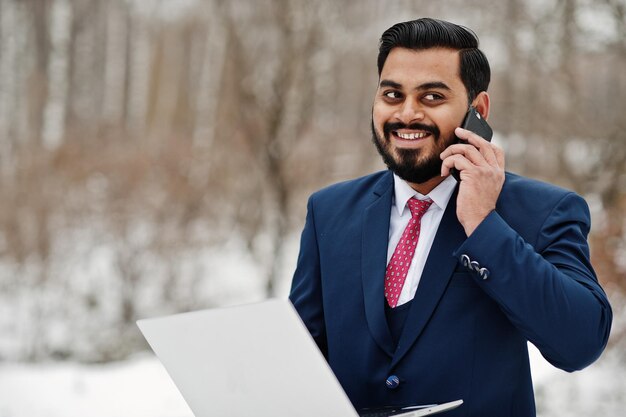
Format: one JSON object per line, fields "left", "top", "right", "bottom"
{"left": 385, "top": 197, "right": 433, "bottom": 308}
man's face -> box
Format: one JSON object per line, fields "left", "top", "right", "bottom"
{"left": 372, "top": 47, "right": 469, "bottom": 185}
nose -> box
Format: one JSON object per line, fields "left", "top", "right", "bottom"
{"left": 395, "top": 98, "right": 424, "bottom": 124}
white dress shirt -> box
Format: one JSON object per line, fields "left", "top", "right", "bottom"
{"left": 387, "top": 174, "right": 457, "bottom": 306}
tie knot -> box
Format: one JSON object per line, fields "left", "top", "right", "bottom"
{"left": 407, "top": 197, "right": 432, "bottom": 219}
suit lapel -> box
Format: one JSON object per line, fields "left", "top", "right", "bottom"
{"left": 361, "top": 171, "right": 395, "bottom": 358}
{"left": 391, "top": 187, "right": 465, "bottom": 368}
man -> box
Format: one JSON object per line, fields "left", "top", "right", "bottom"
{"left": 289, "top": 18, "right": 612, "bottom": 416}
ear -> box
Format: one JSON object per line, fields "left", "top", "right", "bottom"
{"left": 472, "top": 91, "right": 490, "bottom": 121}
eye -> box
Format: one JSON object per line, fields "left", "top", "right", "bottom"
{"left": 383, "top": 91, "right": 403, "bottom": 100}
{"left": 423, "top": 93, "right": 443, "bottom": 102}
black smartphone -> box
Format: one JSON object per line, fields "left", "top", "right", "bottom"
{"left": 450, "top": 107, "right": 493, "bottom": 181}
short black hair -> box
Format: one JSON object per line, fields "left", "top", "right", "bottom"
{"left": 377, "top": 18, "right": 490, "bottom": 102}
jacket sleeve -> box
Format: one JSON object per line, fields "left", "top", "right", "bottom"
{"left": 289, "top": 197, "right": 328, "bottom": 357}
{"left": 453, "top": 192, "right": 612, "bottom": 372}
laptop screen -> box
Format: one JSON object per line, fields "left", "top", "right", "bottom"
{"left": 137, "top": 299, "right": 360, "bottom": 417}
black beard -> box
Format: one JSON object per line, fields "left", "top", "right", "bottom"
{"left": 371, "top": 119, "right": 452, "bottom": 184}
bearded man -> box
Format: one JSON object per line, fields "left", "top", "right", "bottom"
{"left": 289, "top": 18, "right": 612, "bottom": 417}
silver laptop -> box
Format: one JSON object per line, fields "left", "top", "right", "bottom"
{"left": 137, "top": 298, "right": 462, "bottom": 417}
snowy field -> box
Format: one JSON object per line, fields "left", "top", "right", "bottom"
{"left": 0, "top": 353, "right": 192, "bottom": 417}
{"left": 1, "top": 236, "right": 623, "bottom": 417}
{"left": 1, "top": 343, "right": 624, "bottom": 417}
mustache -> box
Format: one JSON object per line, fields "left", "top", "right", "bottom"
{"left": 383, "top": 122, "right": 440, "bottom": 139}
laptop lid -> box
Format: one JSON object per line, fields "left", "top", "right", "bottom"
{"left": 137, "top": 299, "right": 359, "bottom": 417}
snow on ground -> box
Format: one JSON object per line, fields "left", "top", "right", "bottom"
{"left": 529, "top": 343, "right": 626, "bottom": 416}
{"left": 1, "top": 345, "right": 624, "bottom": 417}
{"left": 0, "top": 353, "right": 192, "bottom": 417}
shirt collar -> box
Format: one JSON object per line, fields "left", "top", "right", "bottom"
{"left": 392, "top": 173, "right": 457, "bottom": 216}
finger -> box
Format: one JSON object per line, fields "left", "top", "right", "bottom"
{"left": 441, "top": 154, "right": 475, "bottom": 177}
{"left": 440, "top": 143, "right": 466, "bottom": 159}
{"left": 455, "top": 127, "right": 499, "bottom": 166}
{"left": 493, "top": 144, "right": 505, "bottom": 169}
{"left": 441, "top": 143, "right": 486, "bottom": 167}
{"left": 454, "top": 127, "right": 489, "bottom": 143}
{"left": 478, "top": 141, "right": 505, "bottom": 170}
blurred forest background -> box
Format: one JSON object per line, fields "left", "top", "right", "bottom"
{"left": 0, "top": 0, "right": 624, "bottom": 387}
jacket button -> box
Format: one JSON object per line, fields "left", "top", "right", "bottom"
{"left": 386, "top": 375, "right": 400, "bottom": 389}
{"left": 479, "top": 267, "right": 490, "bottom": 280}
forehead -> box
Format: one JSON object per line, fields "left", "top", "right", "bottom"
{"left": 379, "top": 47, "right": 464, "bottom": 90}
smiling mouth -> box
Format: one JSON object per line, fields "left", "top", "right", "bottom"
{"left": 393, "top": 131, "right": 431, "bottom": 140}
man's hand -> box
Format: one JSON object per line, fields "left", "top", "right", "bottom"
{"left": 440, "top": 127, "right": 505, "bottom": 236}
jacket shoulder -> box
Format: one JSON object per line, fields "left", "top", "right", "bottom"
{"left": 306, "top": 171, "right": 392, "bottom": 224}
{"left": 499, "top": 172, "right": 590, "bottom": 240}
{"left": 500, "top": 172, "right": 586, "bottom": 212}
{"left": 502, "top": 172, "right": 574, "bottom": 199}
{"left": 309, "top": 170, "right": 391, "bottom": 204}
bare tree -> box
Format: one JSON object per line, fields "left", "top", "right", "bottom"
{"left": 0, "top": 0, "right": 625, "bottom": 362}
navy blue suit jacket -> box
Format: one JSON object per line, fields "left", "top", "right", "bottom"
{"left": 289, "top": 170, "right": 612, "bottom": 417}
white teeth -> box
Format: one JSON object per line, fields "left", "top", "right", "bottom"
{"left": 396, "top": 132, "right": 428, "bottom": 140}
